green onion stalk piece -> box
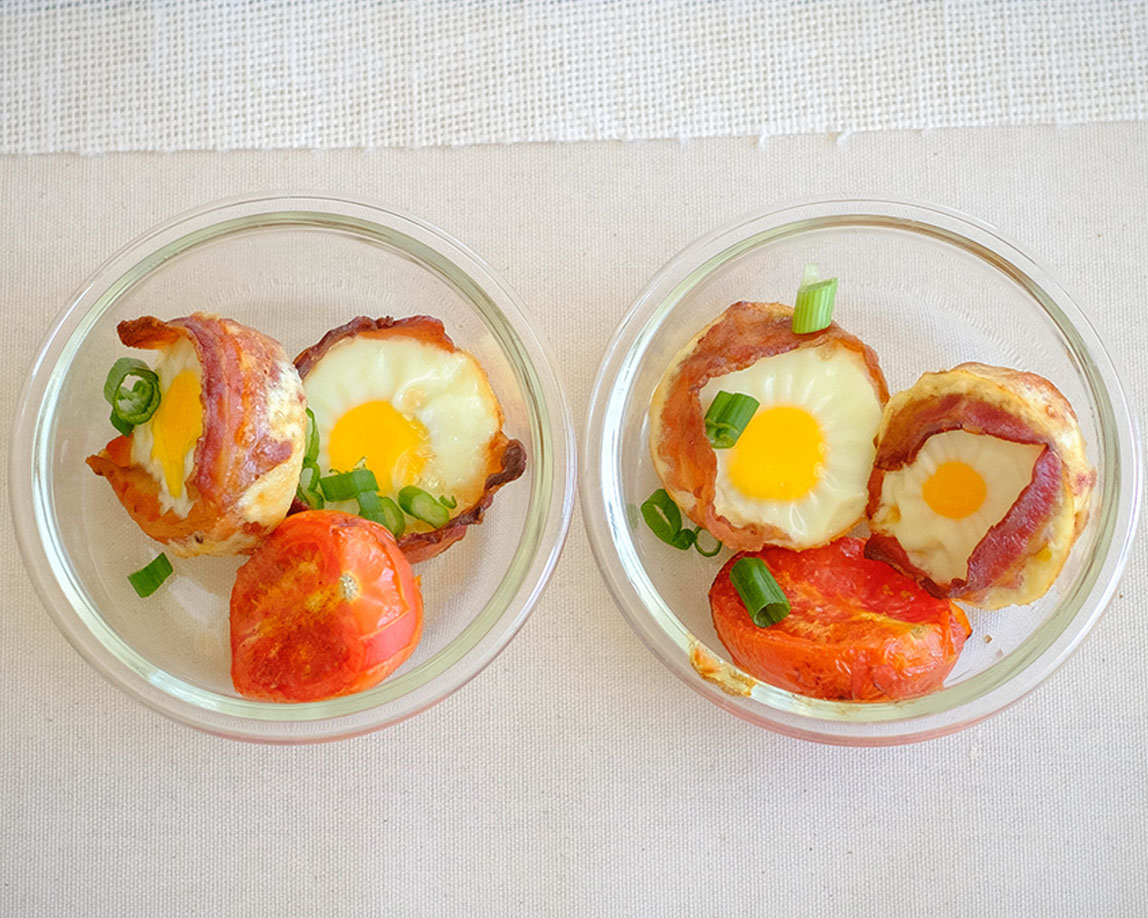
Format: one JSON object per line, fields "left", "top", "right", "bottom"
{"left": 692, "top": 528, "right": 723, "bottom": 557}
{"left": 357, "top": 489, "right": 406, "bottom": 538}
{"left": 128, "top": 553, "right": 173, "bottom": 598}
{"left": 398, "top": 486, "right": 451, "bottom": 529}
{"left": 103, "top": 357, "right": 161, "bottom": 434}
{"left": 318, "top": 467, "right": 379, "bottom": 501}
{"left": 302, "top": 407, "right": 320, "bottom": 467}
{"left": 729, "top": 557, "right": 791, "bottom": 627}
{"left": 792, "top": 262, "right": 838, "bottom": 334}
{"left": 295, "top": 409, "right": 325, "bottom": 508}
{"left": 704, "top": 391, "right": 760, "bottom": 449}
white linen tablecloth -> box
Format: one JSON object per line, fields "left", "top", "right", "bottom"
{"left": 1, "top": 125, "right": 1146, "bottom": 916}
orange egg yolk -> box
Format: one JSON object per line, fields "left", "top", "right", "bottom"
{"left": 922, "top": 461, "right": 987, "bottom": 519}
{"left": 327, "top": 400, "right": 428, "bottom": 495}
{"left": 728, "top": 405, "right": 825, "bottom": 501}
{"left": 149, "top": 370, "right": 203, "bottom": 498}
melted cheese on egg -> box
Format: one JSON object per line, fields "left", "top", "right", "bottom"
{"left": 698, "top": 346, "right": 883, "bottom": 548}
{"left": 129, "top": 337, "right": 204, "bottom": 517}
{"left": 872, "top": 429, "right": 1044, "bottom": 584}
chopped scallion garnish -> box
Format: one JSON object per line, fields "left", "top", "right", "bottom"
{"left": 792, "top": 262, "right": 837, "bottom": 334}
{"left": 357, "top": 489, "right": 406, "bottom": 537}
{"left": 128, "top": 553, "right": 173, "bottom": 598}
{"left": 704, "top": 391, "right": 760, "bottom": 449}
{"left": 294, "top": 408, "right": 325, "bottom": 508}
{"left": 398, "top": 486, "right": 450, "bottom": 529}
{"left": 730, "top": 557, "right": 790, "bottom": 627}
{"left": 302, "top": 407, "right": 319, "bottom": 467}
{"left": 109, "top": 408, "right": 135, "bottom": 437}
{"left": 692, "top": 528, "right": 723, "bottom": 557}
{"left": 318, "top": 468, "right": 378, "bottom": 501}
{"left": 102, "top": 357, "right": 161, "bottom": 434}
{"left": 438, "top": 495, "right": 457, "bottom": 509}
{"left": 296, "top": 475, "right": 325, "bottom": 510}
{"left": 640, "top": 489, "right": 697, "bottom": 550}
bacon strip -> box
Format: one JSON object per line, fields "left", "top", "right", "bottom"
{"left": 294, "top": 315, "right": 457, "bottom": 377}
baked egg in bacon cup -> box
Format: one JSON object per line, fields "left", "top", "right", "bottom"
{"left": 85, "top": 313, "right": 308, "bottom": 556}
{"left": 294, "top": 316, "right": 527, "bottom": 563}
{"left": 649, "top": 301, "right": 889, "bottom": 552}
{"left": 865, "top": 362, "right": 1096, "bottom": 609}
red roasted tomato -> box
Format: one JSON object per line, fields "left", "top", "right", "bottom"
{"left": 230, "top": 511, "right": 423, "bottom": 702}
{"left": 709, "top": 537, "right": 971, "bottom": 701}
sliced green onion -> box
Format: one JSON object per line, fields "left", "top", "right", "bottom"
{"left": 641, "top": 488, "right": 682, "bottom": 543}
{"left": 102, "top": 357, "right": 161, "bottom": 432}
{"left": 296, "top": 480, "right": 325, "bottom": 510}
{"left": 357, "top": 489, "right": 406, "bottom": 537}
{"left": 438, "top": 494, "right": 457, "bottom": 509}
{"left": 302, "top": 407, "right": 320, "bottom": 467}
{"left": 730, "top": 557, "right": 790, "bottom": 627}
{"left": 398, "top": 486, "right": 451, "bottom": 529}
{"left": 103, "top": 357, "right": 148, "bottom": 404}
{"left": 792, "top": 262, "right": 838, "bottom": 334}
{"left": 640, "top": 489, "right": 697, "bottom": 550}
{"left": 704, "top": 391, "right": 760, "bottom": 449}
{"left": 318, "top": 468, "right": 378, "bottom": 501}
{"left": 127, "top": 553, "right": 173, "bottom": 598}
{"left": 692, "top": 528, "right": 723, "bottom": 557}
{"left": 109, "top": 407, "right": 135, "bottom": 437}
{"left": 294, "top": 410, "right": 325, "bottom": 509}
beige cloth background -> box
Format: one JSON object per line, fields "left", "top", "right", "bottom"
{"left": 3, "top": 127, "right": 1146, "bottom": 915}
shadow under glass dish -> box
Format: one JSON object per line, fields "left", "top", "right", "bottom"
{"left": 582, "top": 199, "right": 1140, "bottom": 745}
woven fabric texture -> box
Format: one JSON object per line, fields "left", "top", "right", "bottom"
{"left": 3, "top": 0, "right": 1147, "bottom": 153}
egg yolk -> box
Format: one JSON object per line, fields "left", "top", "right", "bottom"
{"left": 149, "top": 370, "right": 203, "bottom": 498}
{"left": 328, "top": 400, "right": 428, "bottom": 494}
{"left": 921, "top": 461, "right": 987, "bottom": 519}
{"left": 728, "top": 405, "right": 825, "bottom": 501}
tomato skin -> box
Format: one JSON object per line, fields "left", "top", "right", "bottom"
{"left": 709, "top": 537, "right": 971, "bottom": 702}
{"left": 230, "top": 510, "right": 423, "bottom": 702}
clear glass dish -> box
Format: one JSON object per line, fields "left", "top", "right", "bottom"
{"left": 582, "top": 198, "right": 1140, "bottom": 746}
{"left": 12, "top": 195, "right": 575, "bottom": 743}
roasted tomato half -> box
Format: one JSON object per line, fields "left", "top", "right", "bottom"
{"left": 230, "top": 511, "right": 423, "bottom": 702}
{"left": 709, "top": 537, "right": 971, "bottom": 702}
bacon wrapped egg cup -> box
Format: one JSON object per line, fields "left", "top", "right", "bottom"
{"left": 86, "top": 314, "right": 307, "bottom": 557}
{"left": 649, "top": 301, "right": 889, "bottom": 551}
{"left": 294, "top": 316, "right": 526, "bottom": 563}
{"left": 865, "top": 362, "right": 1095, "bottom": 609}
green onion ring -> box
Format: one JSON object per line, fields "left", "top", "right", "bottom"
{"left": 398, "top": 486, "right": 451, "bottom": 529}
{"left": 730, "top": 557, "right": 791, "bottom": 627}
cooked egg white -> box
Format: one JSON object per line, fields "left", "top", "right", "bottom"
{"left": 129, "top": 336, "right": 203, "bottom": 517}
{"left": 303, "top": 334, "right": 502, "bottom": 522}
{"left": 871, "top": 429, "right": 1044, "bottom": 584}
{"left": 698, "top": 346, "right": 883, "bottom": 548}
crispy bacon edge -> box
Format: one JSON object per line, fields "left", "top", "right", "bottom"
{"left": 648, "top": 301, "right": 889, "bottom": 551}
{"left": 292, "top": 315, "right": 528, "bottom": 563}
{"left": 85, "top": 314, "right": 305, "bottom": 556}
{"left": 864, "top": 362, "right": 1096, "bottom": 608}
